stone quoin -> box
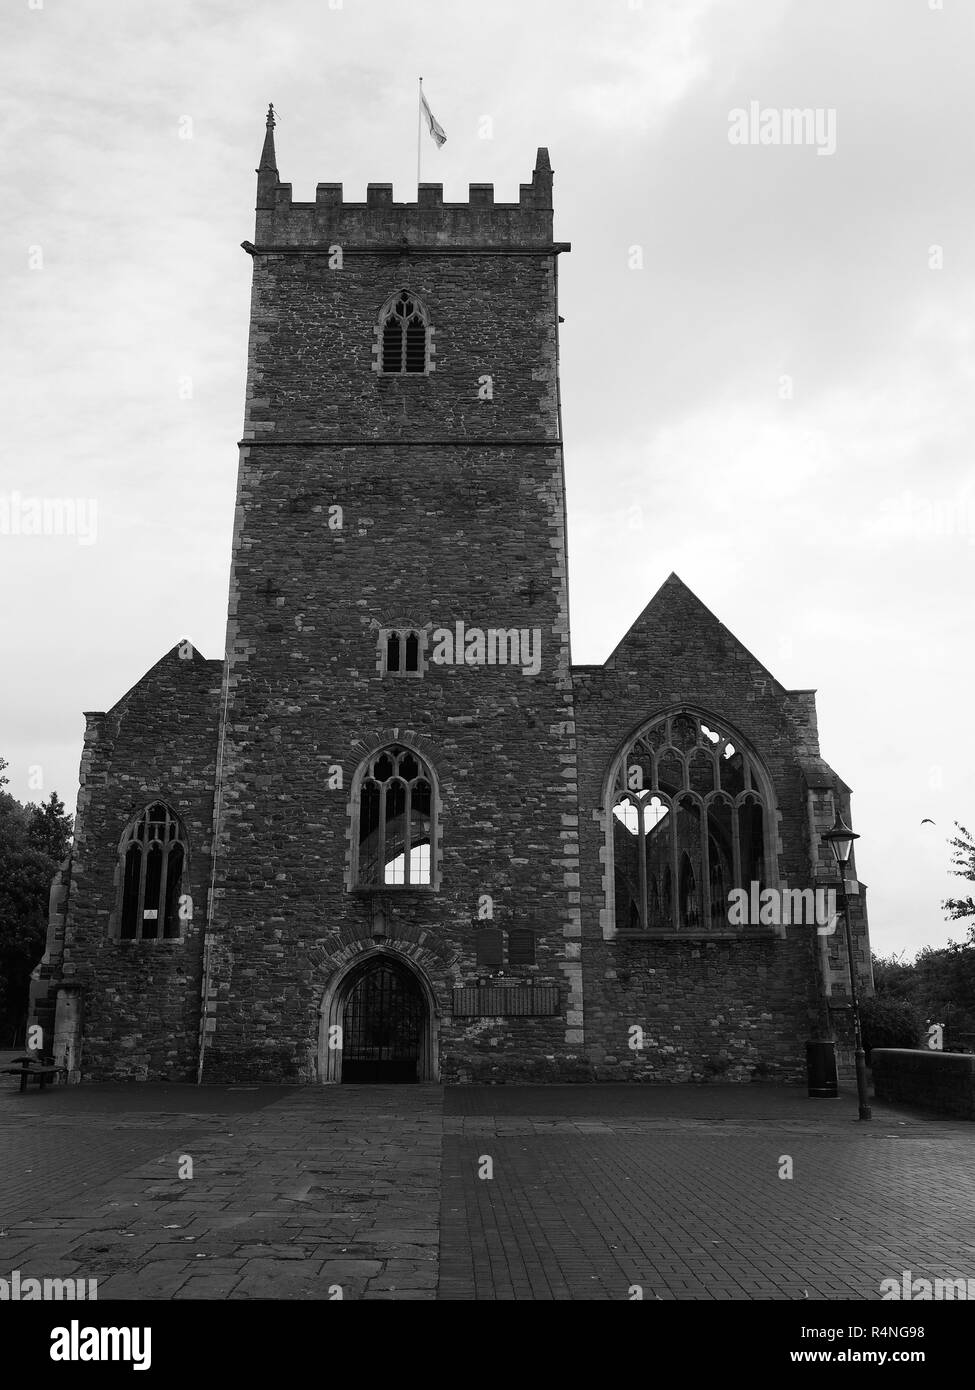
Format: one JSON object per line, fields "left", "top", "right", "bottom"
{"left": 29, "top": 107, "right": 872, "bottom": 1085}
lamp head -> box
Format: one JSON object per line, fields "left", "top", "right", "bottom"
{"left": 822, "top": 803, "right": 859, "bottom": 866}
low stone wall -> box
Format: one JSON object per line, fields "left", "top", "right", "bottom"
{"left": 872, "top": 1048, "right": 975, "bottom": 1120}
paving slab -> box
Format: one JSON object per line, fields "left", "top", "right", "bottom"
{"left": 2, "top": 1079, "right": 972, "bottom": 1300}
{"left": 0, "top": 1083, "right": 442, "bottom": 1300}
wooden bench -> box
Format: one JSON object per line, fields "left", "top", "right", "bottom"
{"left": 1, "top": 1056, "right": 62, "bottom": 1093}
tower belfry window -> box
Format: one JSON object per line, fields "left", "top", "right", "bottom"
{"left": 379, "top": 291, "right": 430, "bottom": 374}
{"left": 380, "top": 625, "right": 426, "bottom": 676}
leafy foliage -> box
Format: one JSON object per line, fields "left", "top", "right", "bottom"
{"left": 871, "top": 942, "right": 975, "bottom": 1053}
{"left": 860, "top": 995, "right": 923, "bottom": 1059}
{"left": 865, "top": 823, "right": 975, "bottom": 1054}
{"left": 943, "top": 823, "right": 975, "bottom": 931}
{"left": 911, "top": 942, "right": 975, "bottom": 1047}
{"left": 871, "top": 952, "right": 916, "bottom": 1001}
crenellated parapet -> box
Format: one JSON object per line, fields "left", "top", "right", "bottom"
{"left": 252, "top": 105, "right": 557, "bottom": 250}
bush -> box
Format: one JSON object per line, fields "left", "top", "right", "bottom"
{"left": 860, "top": 996, "right": 923, "bottom": 1061}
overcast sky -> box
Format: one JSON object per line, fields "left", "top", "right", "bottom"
{"left": 1, "top": 0, "right": 972, "bottom": 960}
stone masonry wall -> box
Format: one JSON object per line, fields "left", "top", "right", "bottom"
{"left": 202, "top": 436, "right": 580, "bottom": 1082}
{"left": 56, "top": 645, "right": 221, "bottom": 1080}
{"left": 573, "top": 574, "right": 869, "bottom": 1083}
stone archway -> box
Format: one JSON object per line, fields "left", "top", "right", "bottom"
{"left": 318, "top": 947, "right": 440, "bottom": 1084}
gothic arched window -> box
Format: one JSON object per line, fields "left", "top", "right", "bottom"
{"left": 610, "top": 712, "right": 774, "bottom": 933}
{"left": 378, "top": 290, "right": 430, "bottom": 374}
{"left": 353, "top": 744, "right": 437, "bottom": 888}
{"left": 118, "top": 803, "right": 187, "bottom": 940}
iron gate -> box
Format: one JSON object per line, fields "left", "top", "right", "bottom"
{"left": 342, "top": 960, "right": 424, "bottom": 1083}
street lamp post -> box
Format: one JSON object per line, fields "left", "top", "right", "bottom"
{"left": 822, "top": 804, "right": 872, "bottom": 1121}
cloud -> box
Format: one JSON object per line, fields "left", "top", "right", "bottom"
{"left": 1, "top": 0, "right": 972, "bottom": 957}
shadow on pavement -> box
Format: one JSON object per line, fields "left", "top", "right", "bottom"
{"left": 0, "top": 1081, "right": 290, "bottom": 1115}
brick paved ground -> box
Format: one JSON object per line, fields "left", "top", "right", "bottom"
{"left": 2, "top": 1077, "right": 973, "bottom": 1300}
{"left": 441, "top": 1129, "right": 975, "bottom": 1300}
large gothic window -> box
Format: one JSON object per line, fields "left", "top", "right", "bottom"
{"left": 354, "top": 745, "right": 436, "bottom": 888}
{"left": 378, "top": 290, "right": 430, "bottom": 374}
{"left": 118, "top": 803, "right": 187, "bottom": 940}
{"left": 610, "top": 712, "right": 773, "bottom": 933}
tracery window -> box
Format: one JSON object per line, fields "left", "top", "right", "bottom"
{"left": 378, "top": 290, "right": 430, "bottom": 374}
{"left": 354, "top": 744, "right": 436, "bottom": 888}
{"left": 118, "top": 803, "right": 187, "bottom": 940}
{"left": 610, "top": 712, "right": 772, "bottom": 933}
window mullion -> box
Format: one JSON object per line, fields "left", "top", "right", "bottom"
{"left": 158, "top": 841, "right": 170, "bottom": 932}
{"left": 701, "top": 809, "right": 711, "bottom": 932}
{"left": 378, "top": 783, "right": 387, "bottom": 885}
{"left": 636, "top": 799, "right": 648, "bottom": 930}
{"left": 135, "top": 828, "right": 149, "bottom": 941}
{"left": 670, "top": 798, "right": 680, "bottom": 931}
{"left": 404, "top": 782, "right": 413, "bottom": 885}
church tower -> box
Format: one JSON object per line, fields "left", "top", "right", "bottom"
{"left": 199, "top": 108, "right": 583, "bottom": 1082}
{"left": 32, "top": 108, "right": 871, "bottom": 1088}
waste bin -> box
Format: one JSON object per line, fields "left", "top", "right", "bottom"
{"left": 806, "top": 1039, "right": 838, "bottom": 1098}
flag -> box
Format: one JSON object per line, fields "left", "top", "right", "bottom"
{"left": 420, "top": 89, "right": 446, "bottom": 147}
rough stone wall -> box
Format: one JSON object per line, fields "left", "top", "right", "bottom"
{"left": 573, "top": 574, "right": 871, "bottom": 1083}
{"left": 52, "top": 646, "right": 221, "bottom": 1080}
{"left": 241, "top": 251, "right": 562, "bottom": 440}
{"left": 587, "top": 938, "right": 809, "bottom": 1082}
{"left": 202, "top": 155, "right": 582, "bottom": 1083}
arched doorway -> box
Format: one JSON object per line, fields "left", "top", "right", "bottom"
{"left": 341, "top": 957, "right": 426, "bottom": 1083}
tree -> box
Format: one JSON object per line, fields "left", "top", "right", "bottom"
{"left": 0, "top": 768, "right": 73, "bottom": 1045}
{"left": 913, "top": 941, "right": 975, "bottom": 1048}
{"left": 860, "top": 995, "right": 923, "bottom": 1060}
{"left": 943, "top": 823, "right": 975, "bottom": 934}
{"left": 25, "top": 791, "right": 73, "bottom": 864}
{"left": 872, "top": 952, "right": 915, "bottom": 1000}
{"left": 871, "top": 938, "right": 975, "bottom": 1053}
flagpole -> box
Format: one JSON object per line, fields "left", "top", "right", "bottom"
{"left": 417, "top": 76, "right": 422, "bottom": 188}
